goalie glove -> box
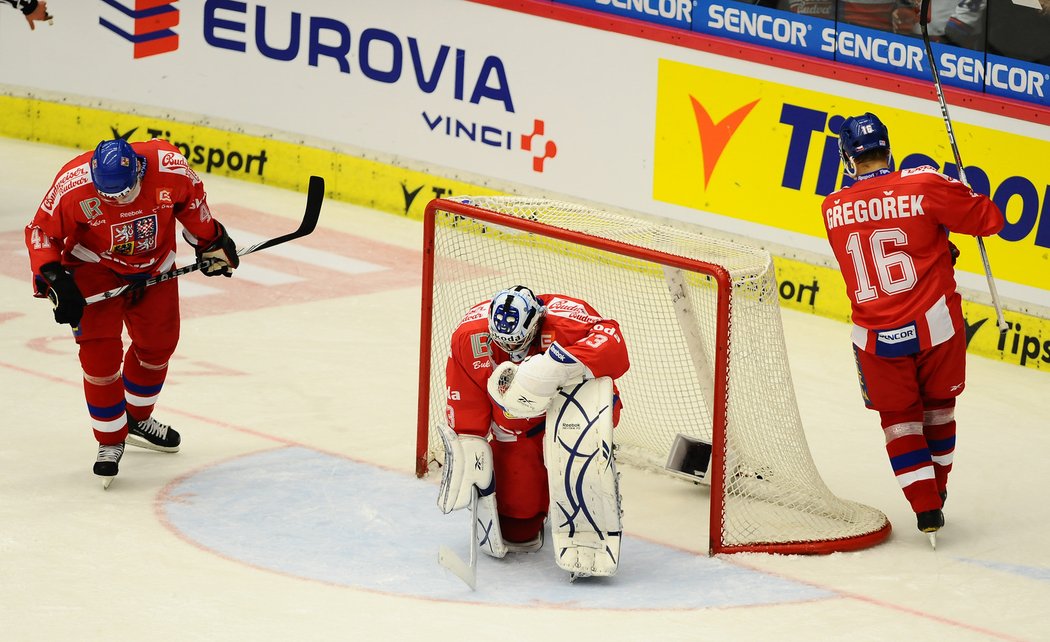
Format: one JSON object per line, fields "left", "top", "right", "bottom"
{"left": 437, "top": 424, "right": 495, "bottom": 514}
{"left": 191, "top": 222, "right": 239, "bottom": 277}
{"left": 487, "top": 342, "right": 587, "bottom": 419}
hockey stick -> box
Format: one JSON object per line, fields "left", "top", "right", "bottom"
{"left": 918, "top": 1, "right": 1008, "bottom": 333}
{"left": 84, "top": 175, "right": 325, "bottom": 305}
{"left": 438, "top": 488, "right": 478, "bottom": 590}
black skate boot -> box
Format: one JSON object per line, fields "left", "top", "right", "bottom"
{"left": 93, "top": 442, "right": 125, "bottom": 489}
{"left": 917, "top": 509, "right": 945, "bottom": 549}
{"left": 126, "top": 415, "right": 181, "bottom": 453}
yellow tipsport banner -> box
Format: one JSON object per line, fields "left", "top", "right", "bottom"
{"left": 0, "top": 95, "right": 500, "bottom": 221}
{"left": 653, "top": 58, "right": 1050, "bottom": 294}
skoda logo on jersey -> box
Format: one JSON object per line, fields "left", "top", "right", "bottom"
{"left": 100, "top": 0, "right": 180, "bottom": 59}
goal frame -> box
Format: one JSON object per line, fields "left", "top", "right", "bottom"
{"left": 416, "top": 198, "right": 891, "bottom": 555}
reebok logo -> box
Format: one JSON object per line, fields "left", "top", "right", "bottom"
{"left": 100, "top": 0, "right": 180, "bottom": 60}
{"left": 689, "top": 97, "right": 759, "bottom": 188}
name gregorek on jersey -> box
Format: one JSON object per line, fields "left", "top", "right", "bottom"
{"left": 823, "top": 165, "right": 969, "bottom": 231}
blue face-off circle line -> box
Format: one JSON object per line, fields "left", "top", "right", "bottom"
{"left": 158, "top": 445, "right": 836, "bottom": 609}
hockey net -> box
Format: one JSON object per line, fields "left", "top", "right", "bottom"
{"left": 416, "top": 196, "right": 890, "bottom": 555}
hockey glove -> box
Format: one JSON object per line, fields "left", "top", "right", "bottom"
{"left": 197, "top": 222, "right": 239, "bottom": 277}
{"left": 487, "top": 343, "right": 586, "bottom": 419}
{"left": 949, "top": 240, "right": 960, "bottom": 265}
{"left": 39, "top": 262, "right": 85, "bottom": 327}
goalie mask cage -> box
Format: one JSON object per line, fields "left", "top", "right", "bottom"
{"left": 416, "top": 197, "right": 891, "bottom": 555}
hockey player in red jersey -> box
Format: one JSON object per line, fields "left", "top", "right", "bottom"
{"left": 821, "top": 113, "right": 1004, "bottom": 544}
{"left": 25, "top": 138, "right": 239, "bottom": 488}
{"left": 438, "top": 285, "right": 629, "bottom": 572}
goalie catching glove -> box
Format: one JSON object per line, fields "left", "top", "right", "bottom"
{"left": 186, "top": 222, "right": 239, "bottom": 277}
{"left": 487, "top": 342, "right": 587, "bottom": 419}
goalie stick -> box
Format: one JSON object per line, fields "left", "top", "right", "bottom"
{"left": 918, "top": 2, "right": 1008, "bottom": 333}
{"left": 438, "top": 487, "right": 478, "bottom": 590}
{"left": 83, "top": 175, "right": 325, "bottom": 305}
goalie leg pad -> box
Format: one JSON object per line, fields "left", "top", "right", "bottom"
{"left": 473, "top": 490, "right": 509, "bottom": 558}
{"left": 544, "top": 377, "right": 622, "bottom": 578}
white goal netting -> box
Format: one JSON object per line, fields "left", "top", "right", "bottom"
{"left": 418, "top": 196, "right": 889, "bottom": 554}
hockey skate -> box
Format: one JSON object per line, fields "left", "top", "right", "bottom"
{"left": 126, "top": 415, "right": 181, "bottom": 453}
{"left": 93, "top": 443, "right": 125, "bottom": 489}
{"left": 917, "top": 509, "right": 944, "bottom": 549}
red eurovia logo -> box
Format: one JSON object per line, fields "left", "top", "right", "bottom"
{"left": 520, "top": 119, "right": 558, "bottom": 173}
{"left": 99, "top": 0, "right": 181, "bottom": 59}
{"left": 689, "top": 97, "right": 759, "bottom": 188}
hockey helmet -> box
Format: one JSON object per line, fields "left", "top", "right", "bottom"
{"left": 91, "top": 138, "right": 144, "bottom": 203}
{"left": 838, "top": 112, "right": 891, "bottom": 177}
{"left": 488, "top": 285, "right": 544, "bottom": 362}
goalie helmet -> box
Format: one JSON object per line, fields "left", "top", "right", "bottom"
{"left": 488, "top": 285, "right": 544, "bottom": 362}
{"left": 90, "top": 138, "right": 145, "bottom": 203}
{"left": 838, "top": 112, "right": 892, "bottom": 177}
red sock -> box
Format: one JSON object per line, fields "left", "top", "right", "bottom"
{"left": 84, "top": 376, "right": 127, "bottom": 445}
{"left": 122, "top": 352, "right": 167, "bottom": 421}
{"left": 923, "top": 406, "right": 956, "bottom": 498}
{"left": 885, "top": 422, "right": 941, "bottom": 513}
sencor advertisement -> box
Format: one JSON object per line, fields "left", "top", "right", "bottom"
{"left": 608, "top": 0, "right": 1050, "bottom": 108}
{"left": 554, "top": 0, "right": 696, "bottom": 29}
{"left": 652, "top": 58, "right": 1050, "bottom": 295}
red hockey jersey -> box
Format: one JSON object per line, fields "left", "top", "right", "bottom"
{"left": 821, "top": 166, "right": 1004, "bottom": 356}
{"left": 445, "top": 294, "right": 629, "bottom": 439}
{"left": 25, "top": 139, "right": 222, "bottom": 294}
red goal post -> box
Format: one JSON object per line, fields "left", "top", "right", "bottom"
{"left": 416, "top": 196, "right": 891, "bottom": 555}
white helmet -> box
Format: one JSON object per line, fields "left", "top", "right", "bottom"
{"left": 488, "top": 285, "right": 544, "bottom": 362}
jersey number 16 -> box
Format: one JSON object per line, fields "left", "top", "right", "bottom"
{"left": 845, "top": 228, "right": 917, "bottom": 303}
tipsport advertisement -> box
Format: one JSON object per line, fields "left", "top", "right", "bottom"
{"left": 652, "top": 58, "right": 1050, "bottom": 295}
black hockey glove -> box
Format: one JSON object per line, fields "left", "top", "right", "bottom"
{"left": 197, "top": 222, "right": 239, "bottom": 278}
{"left": 948, "top": 240, "right": 960, "bottom": 265}
{"left": 39, "top": 262, "right": 85, "bottom": 326}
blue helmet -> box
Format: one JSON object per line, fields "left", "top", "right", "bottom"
{"left": 488, "top": 285, "right": 544, "bottom": 362}
{"left": 838, "top": 112, "right": 892, "bottom": 177}
{"left": 90, "top": 139, "right": 144, "bottom": 200}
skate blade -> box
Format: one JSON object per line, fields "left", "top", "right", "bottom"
{"left": 927, "top": 531, "right": 937, "bottom": 549}
{"left": 100, "top": 476, "right": 115, "bottom": 490}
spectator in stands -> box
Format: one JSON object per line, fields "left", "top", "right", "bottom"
{"left": 892, "top": 0, "right": 986, "bottom": 50}
{"left": 985, "top": 0, "right": 1050, "bottom": 64}
{"left": 778, "top": 0, "right": 836, "bottom": 20}
{"left": 837, "top": 0, "right": 896, "bottom": 30}
{"left": 3, "top": 0, "right": 50, "bottom": 30}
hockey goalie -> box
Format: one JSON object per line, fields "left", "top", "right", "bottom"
{"left": 437, "top": 285, "right": 630, "bottom": 580}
